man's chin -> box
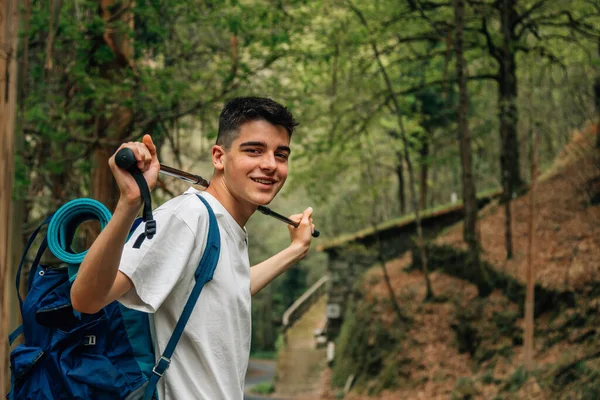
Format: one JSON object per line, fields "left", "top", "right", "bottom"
{"left": 249, "top": 193, "right": 277, "bottom": 207}
{"left": 252, "top": 197, "right": 274, "bottom": 206}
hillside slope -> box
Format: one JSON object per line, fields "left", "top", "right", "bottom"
{"left": 321, "top": 125, "right": 600, "bottom": 399}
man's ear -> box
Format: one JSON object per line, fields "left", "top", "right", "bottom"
{"left": 211, "top": 145, "right": 226, "bottom": 171}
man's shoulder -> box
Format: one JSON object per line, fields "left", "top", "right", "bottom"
{"left": 154, "top": 190, "right": 210, "bottom": 225}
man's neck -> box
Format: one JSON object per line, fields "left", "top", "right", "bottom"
{"left": 204, "top": 179, "right": 257, "bottom": 228}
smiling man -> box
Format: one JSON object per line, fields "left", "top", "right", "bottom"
{"left": 71, "top": 97, "right": 315, "bottom": 399}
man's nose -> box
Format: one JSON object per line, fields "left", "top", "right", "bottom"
{"left": 260, "top": 154, "right": 277, "bottom": 171}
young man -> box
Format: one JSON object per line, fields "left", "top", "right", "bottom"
{"left": 71, "top": 97, "right": 315, "bottom": 399}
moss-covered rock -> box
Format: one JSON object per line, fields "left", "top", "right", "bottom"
{"left": 331, "top": 299, "right": 409, "bottom": 395}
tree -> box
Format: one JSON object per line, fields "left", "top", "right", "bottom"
{"left": 454, "top": 0, "right": 479, "bottom": 263}
{"left": 595, "top": 37, "right": 600, "bottom": 148}
{"left": 1, "top": 0, "right": 20, "bottom": 391}
{"left": 346, "top": 0, "right": 434, "bottom": 300}
{"left": 523, "top": 126, "right": 539, "bottom": 371}
{"left": 92, "top": 0, "right": 136, "bottom": 213}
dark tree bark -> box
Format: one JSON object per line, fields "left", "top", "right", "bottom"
{"left": 595, "top": 37, "right": 600, "bottom": 148}
{"left": 419, "top": 137, "right": 429, "bottom": 210}
{"left": 524, "top": 127, "right": 539, "bottom": 371}
{"left": 454, "top": 0, "right": 478, "bottom": 262}
{"left": 395, "top": 152, "right": 406, "bottom": 214}
{"left": 498, "top": 0, "right": 523, "bottom": 258}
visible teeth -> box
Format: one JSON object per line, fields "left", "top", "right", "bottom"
{"left": 252, "top": 178, "right": 273, "bottom": 185}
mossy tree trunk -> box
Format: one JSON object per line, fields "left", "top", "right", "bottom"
{"left": 454, "top": 0, "right": 479, "bottom": 264}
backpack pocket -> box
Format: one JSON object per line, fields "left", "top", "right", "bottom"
{"left": 35, "top": 278, "right": 80, "bottom": 331}
{"left": 55, "top": 312, "right": 139, "bottom": 399}
{"left": 9, "top": 345, "right": 55, "bottom": 400}
{"left": 10, "top": 346, "right": 44, "bottom": 385}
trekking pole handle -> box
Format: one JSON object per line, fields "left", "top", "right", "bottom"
{"left": 114, "top": 148, "right": 320, "bottom": 238}
{"left": 115, "top": 147, "right": 140, "bottom": 171}
{"left": 114, "top": 148, "right": 156, "bottom": 238}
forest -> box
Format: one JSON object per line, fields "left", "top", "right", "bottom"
{"left": 1, "top": 0, "right": 600, "bottom": 399}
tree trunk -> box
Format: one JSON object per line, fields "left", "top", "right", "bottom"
{"left": 395, "top": 154, "right": 406, "bottom": 214}
{"left": 524, "top": 126, "right": 540, "bottom": 371}
{"left": 419, "top": 138, "right": 429, "bottom": 210}
{"left": 362, "top": 139, "right": 408, "bottom": 322}
{"left": 595, "top": 37, "right": 600, "bottom": 149}
{"left": 44, "top": 0, "right": 63, "bottom": 75}
{"left": 14, "top": 0, "right": 29, "bottom": 312}
{"left": 499, "top": 0, "right": 522, "bottom": 259}
{"left": 92, "top": 0, "right": 135, "bottom": 214}
{"left": 0, "top": 0, "right": 20, "bottom": 392}
{"left": 350, "top": 0, "right": 433, "bottom": 299}
{"left": 454, "top": 0, "right": 478, "bottom": 263}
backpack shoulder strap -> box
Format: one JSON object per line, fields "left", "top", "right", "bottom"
{"left": 15, "top": 215, "right": 53, "bottom": 310}
{"left": 143, "top": 194, "right": 221, "bottom": 400}
{"left": 9, "top": 215, "right": 53, "bottom": 346}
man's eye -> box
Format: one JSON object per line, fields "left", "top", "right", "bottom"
{"left": 245, "top": 149, "right": 260, "bottom": 154}
{"left": 276, "top": 153, "right": 289, "bottom": 160}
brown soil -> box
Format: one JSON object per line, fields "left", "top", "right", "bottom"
{"left": 309, "top": 125, "right": 600, "bottom": 399}
{"left": 273, "top": 296, "right": 328, "bottom": 399}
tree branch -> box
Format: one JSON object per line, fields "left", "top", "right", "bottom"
{"left": 513, "top": 0, "right": 550, "bottom": 27}
{"left": 481, "top": 14, "right": 501, "bottom": 61}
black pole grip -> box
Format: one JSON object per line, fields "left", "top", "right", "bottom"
{"left": 114, "top": 147, "right": 156, "bottom": 240}
{"left": 115, "top": 148, "right": 138, "bottom": 171}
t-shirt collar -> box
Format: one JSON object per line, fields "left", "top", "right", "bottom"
{"left": 184, "top": 187, "right": 248, "bottom": 244}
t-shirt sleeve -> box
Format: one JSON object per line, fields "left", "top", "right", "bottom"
{"left": 118, "top": 206, "right": 206, "bottom": 313}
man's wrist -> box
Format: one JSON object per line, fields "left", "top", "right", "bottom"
{"left": 115, "top": 198, "right": 143, "bottom": 219}
{"left": 288, "top": 241, "right": 309, "bottom": 261}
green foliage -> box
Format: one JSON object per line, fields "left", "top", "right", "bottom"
{"left": 248, "top": 350, "right": 277, "bottom": 360}
{"left": 502, "top": 367, "right": 528, "bottom": 393}
{"left": 452, "top": 377, "right": 478, "bottom": 400}
{"left": 551, "top": 358, "right": 600, "bottom": 399}
{"left": 480, "top": 370, "right": 499, "bottom": 385}
{"left": 249, "top": 382, "right": 275, "bottom": 395}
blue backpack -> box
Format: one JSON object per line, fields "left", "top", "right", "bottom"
{"left": 7, "top": 194, "right": 220, "bottom": 400}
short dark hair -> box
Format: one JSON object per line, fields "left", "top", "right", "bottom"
{"left": 216, "top": 97, "right": 299, "bottom": 149}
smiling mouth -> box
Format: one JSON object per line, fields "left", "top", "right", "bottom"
{"left": 251, "top": 178, "right": 277, "bottom": 185}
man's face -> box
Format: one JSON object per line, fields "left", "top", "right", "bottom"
{"left": 220, "top": 119, "right": 290, "bottom": 206}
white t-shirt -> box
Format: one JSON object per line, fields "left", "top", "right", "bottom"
{"left": 118, "top": 188, "right": 251, "bottom": 400}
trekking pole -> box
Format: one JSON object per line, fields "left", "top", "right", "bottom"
{"left": 115, "top": 148, "right": 320, "bottom": 238}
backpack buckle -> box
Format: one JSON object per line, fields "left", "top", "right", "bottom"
{"left": 152, "top": 356, "right": 171, "bottom": 377}
{"left": 83, "top": 335, "right": 96, "bottom": 346}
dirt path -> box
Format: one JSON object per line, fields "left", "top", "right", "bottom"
{"left": 273, "top": 295, "right": 328, "bottom": 399}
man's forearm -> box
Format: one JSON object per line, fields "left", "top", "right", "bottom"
{"left": 250, "top": 243, "right": 308, "bottom": 296}
{"left": 71, "top": 200, "right": 140, "bottom": 313}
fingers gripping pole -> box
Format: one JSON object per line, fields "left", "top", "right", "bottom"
{"left": 115, "top": 148, "right": 156, "bottom": 239}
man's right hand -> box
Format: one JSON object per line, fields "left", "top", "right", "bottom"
{"left": 108, "top": 134, "right": 160, "bottom": 207}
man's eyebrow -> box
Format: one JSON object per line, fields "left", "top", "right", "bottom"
{"left": 239, "top": 141, "right": 291, "bottom": 154}
{"left": 277, "top": 145, "right": 291, "bottom": 154}
{"left": 239, "top": 141, "right": 267, "bottom": 148}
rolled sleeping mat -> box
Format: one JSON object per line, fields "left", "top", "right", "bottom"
{"left": 47, "top": 198, "right": 112, "bottom": 279}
